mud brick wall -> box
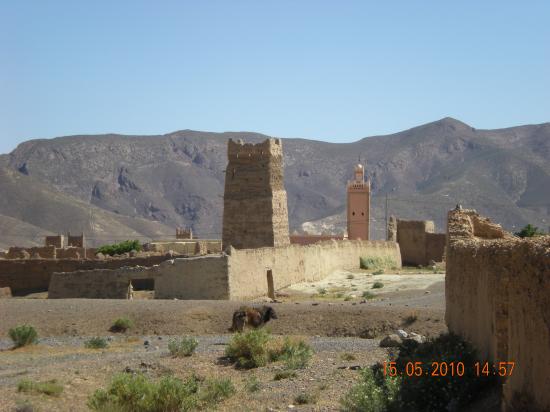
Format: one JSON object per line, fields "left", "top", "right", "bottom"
{"left": 222, "top": 138, "right": 290, "bottom": 250}
{"left": 56, "top": 247, "right": 87, "bottom": 260}
{"left": 395, "top": 219, "right": 445, "bottom": 266}
{"left": 45, "top": 235, "right": 64, "bottom": 248}
{"left": 227, "top": 240, "right": 401, "bottom": 300}
{"left": 7, "top": 246, "right": 57, "bottom": 259}
{"left": 289, "top": 235, "right": 345, "bottom": 246}
{"left": 0, "top": 254, "right": 184, "bottom": 295}
{"left": 446, "top": 208, "right": 550, "bottom": 412}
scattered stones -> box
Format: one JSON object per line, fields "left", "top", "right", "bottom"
{"left": 407, "top": 332, "right": 426, "bottom": 344}
{"left": 129, "top": 250, "right": 138, "bottom": 257}
{"left": 397, "top": 329, "right": 408, "bottom": 338}
{"left": 95, "top": 252, "right": 106, "bottom": 260}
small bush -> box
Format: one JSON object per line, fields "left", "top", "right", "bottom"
{"left": 277, "top": 338, "right": 314, "bottom": 370}
{"left": 515, "top": 223, "right": 545, "bottom": 238}
{"left": 344, "top": 296, "right": 352, "bottom": 301}
{"left": 360, "top": 256, "right": 393, "bottom": 270}
{"left": 317, "top": 287, "right": 327, "bottom": 295}
{"left": 168, "top": 337, "right": 198, "bottom": 357}
{"left": 340, "top": 366, "right": 400, "bottom": 412}
{"left": 9, "top": 325, "right": 38, "bottom": 348}
{"left": 199, "top": 378, "right": 235, "bottom": 404}
{"left": 88, "top": 373, "right": 231, "bottom": 411}
{"left": 362, "top": 291, "right": 375, "bottom": 299}
{"left": 110, "top": 318, "right": 133, "bottom": 333}
{"left": 395, "top": 333, "right": 499, "bottom": 411}
{"left": 273, "top": 370, "right": 297, "bottom": 380}
{"left": 85, "top": 337, "right": 108, "bottom": 349}
{"left": 97, "top": 240, "right": 142, "bottom": 256}
{"left": 340, "top": 352, "right": 356, "bottom": 361}
{"left": 18, "top": 379, "right": 63, "bottom": 397}
{"left": 225, "top": 329, "right": 272, "bottom": 369}
{"left": 295, "top": 391, "right": 318, "bottom": 405}
{"left": 244, "top": 376, "right": 261, "bottom": 393}
{"left": 346, "top": 274, "right": 355, "bottom": 280}
{"left": 372, "top": 282, "right": 384, "bottom": 289}
{"left": 335, "top": 292, "right": 344, "bottom": 298}
{"left": 372, "top": 269, "right": 384, "bottom": 276}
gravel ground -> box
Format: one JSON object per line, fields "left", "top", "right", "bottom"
{"left": 0, "top": 273, "right": 447, "bottom": 411}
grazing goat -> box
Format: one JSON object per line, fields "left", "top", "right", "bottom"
{"left": 229, "top": 305, "right": 278, "bottom": 332}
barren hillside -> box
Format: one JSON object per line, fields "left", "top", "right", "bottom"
{"left": 0, "top": 117, "right": 548, "bottom": 246}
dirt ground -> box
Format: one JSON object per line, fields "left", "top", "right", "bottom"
{"left": 0, "top": 269, "right": 446, "bottom": 411}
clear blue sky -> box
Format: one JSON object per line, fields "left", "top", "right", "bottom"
{"left": 1, "top": 1, "right": 549, "bottom": 154}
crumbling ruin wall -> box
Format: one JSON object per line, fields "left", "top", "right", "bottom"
{"left": 227, "top": 240, "right": 401, "bottom": 300}
{"left": 222, "top": 138, "right": 290, "bottom": 250}
{"left": 289, "top": 235, "right": 344, "bottom": 246}
{"left": 395, "top": 219, "right": 445, "bottom": 266}
{"left": 49, "top": 266, "right": 154, "bottom": 299}
{"left": 7, "top": 246, "right": 56, "bottom": 259}
{"left": 425, "top": 233, "right": 446, "bottom": 264}
{"left": 146, "top": 240, "right": 222, "bottom": 255}
{"left": 45, "top": 235, "right": 64, "bottom": 248}
{"left": 446, "top": 208, "right": 550, "bottom": 412}
{"left": 0, "top": 255, "right": 184, "bottom": 295}
{"left": 56, "top": 247, "right": 87, "bottom": 260}
{"left": 49, "top": 255, "right": 230, "bottom": 300}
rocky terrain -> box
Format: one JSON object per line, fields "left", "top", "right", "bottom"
{"left": 1, "top": 117, "right": 549, "bottom": 246}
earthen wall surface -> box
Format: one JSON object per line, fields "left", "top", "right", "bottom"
{"left": 289, "top": 235, "right": 345, "bottom": 246}
{"left": 227, "top": 240, "right": 401, "bottom": 300}
{"left": 222, "top": 138, "right": 290, "bottom": 249}
{"left": 48, "top": 240, "right": 401, "bottom": 301}
{"left": 395, "top": 219, "right": 446, "bottom": 265}
{"left": 446, "top": 209, "right": 550, "bottom": 411}
{"left": 0, "top": 255, "right": 184, "bottom": 295}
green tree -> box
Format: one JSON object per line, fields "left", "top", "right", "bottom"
{"left": 515, "top": 224, "right": 545, "bottom": 238}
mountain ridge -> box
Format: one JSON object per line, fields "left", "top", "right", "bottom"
{"left": 1, "top": 117, "right": 548, "bottom": 247}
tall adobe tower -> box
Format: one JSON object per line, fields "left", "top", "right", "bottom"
{"left": 347, "top": 164, "right": 371, "bottom": 240}
{"left": 222, "top": 138, "right": 290, "bottom": 249}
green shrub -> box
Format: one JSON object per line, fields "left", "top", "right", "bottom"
{"left": 277, "top": 338, "right": 314, "bottom": 370}
{"left": 273, "top": 370, "right": 297, "bottom": 380}
{"left": 225, "top": 329, "right": 272, "bottom": 369}
{"left": 372, "top": 282, "right": 384, "bottom": 289}
{"left": 341, "top": 366, "right": 401, "bottom": 412}
{"left": 317, "top": 287, "right": 327, "bottom": 295}
{"left": 394, "top": 333, "right": 498, "bottom": 411}
{"left": 168, "top": 337, "right": 198, "bottom": 357}
{"left": 18, "top": 379, "right": 63, "bottom": 397}
{"left": 515, "top": 224, "right": 545, "bottom": 238}
{"left": 199, "top": 378, "right": 235, "bottom": 404}
{"left": 9, "top": 325, "right": 38, "bottom": 348}
{"left": 97, "top": 240, "right": 142, "bottom": 256}
{"left": 346, "top": 274, "right": 355, "bottom": 280}
{"left": 85, "top": 337, "right": 108, "bottom": 349}
{"left": 335, "top": 292, "right": 344, "bottom": 298}
{"left": 110, "top": 318, "right": 133, "bottom": 333}
{"left": 244, "top": 376, "right": 261, "bottom": 393}
{"left": 362, "top": 291, "right": 375, "bottom": 299}
{"left": 344, "top": 296, "right": 352, "bottom": 301}
{"left": 372, "top": 269, "right": 384, "bottom": 276}
{"left": 88, "top": 373, "right": 229, "bottom": 412}
{"left": 360, "top": 256, "right": 394, "bottom": 270}
{"left": 295, "top": 391, "right": 318, "bottom": 405}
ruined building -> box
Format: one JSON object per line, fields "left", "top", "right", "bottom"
{"left": 446, "top": 208, "right": 550, "bottom": 411}
{"left": 347, "top": 164, "right": 370, "bottom": 240}
{"left": 222, "top": 138, "right": 290, "bottom": 249}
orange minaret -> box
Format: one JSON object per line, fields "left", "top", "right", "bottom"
{"left": 347, "top": 164, "right": 370, "bottom": 240}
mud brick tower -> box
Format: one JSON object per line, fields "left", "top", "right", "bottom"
{"left": 347, "top": 164, "right": 371, "bottom": 240}
{"left": 222, "top": 138, "right": 290, "bottom": 249}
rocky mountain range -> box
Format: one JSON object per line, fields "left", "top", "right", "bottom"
{"left": 0, "top": 117, "right": 548, "bottom": 248}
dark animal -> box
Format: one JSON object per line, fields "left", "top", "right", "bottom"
{"left": 229, "top": 305, "right": 278, "bottom": 332}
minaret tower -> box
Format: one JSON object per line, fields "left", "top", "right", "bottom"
{"left": 347, "top": 164, "right": 371, "bottom": 240}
